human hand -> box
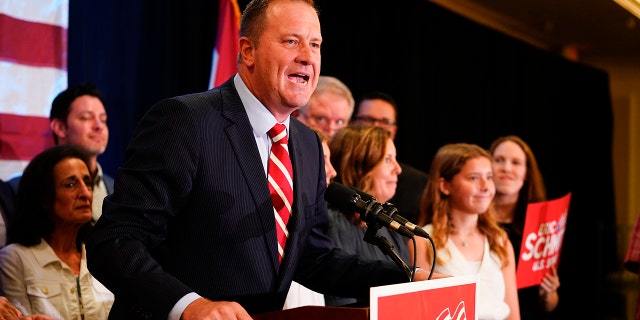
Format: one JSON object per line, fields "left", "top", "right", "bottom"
{"left": 0, "top": 296, "right": 54, "bottom": 320}
{"left": 412, "top": 269, "right": 451, "bottom": 281}
{"left": 539, "top": 266, "right": 560, "bottom": 299}
{"left": 181, "top": 298, "right": 253, "bottom": 320}
{"left": 429, "top": 272, "right": 452, "bottom": 279}
{"left": 21, "top": 315, "right": 54, "bottom": 320}
{"left": 0, "top": 296, "right": 23, "bottom": 320}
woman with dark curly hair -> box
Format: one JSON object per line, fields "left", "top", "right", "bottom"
{"left": 0, "top": 145, "right": 113, "bottom": 319}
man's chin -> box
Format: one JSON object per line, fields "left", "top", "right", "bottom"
{"left": 82, "top": 146, "right": 107, "bottom": 157}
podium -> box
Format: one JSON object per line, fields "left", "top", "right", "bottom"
{"left": 252, "top": 306, "right": 369, "bottom": 320}
{"left": 370, "top": 275, "right": 477, "bottom": 320}
{"left": 252, "top": 275, "right": 477, "bottom": 320}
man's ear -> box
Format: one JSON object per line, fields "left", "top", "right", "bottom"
{"left": 438, "top": 178, "right": 450, "bottom": 196}
{"left": 50, "top": 118, "right": 66, "bottom": 140}
{"left": 239, "top": 36, "right": 255, "bottom": 68}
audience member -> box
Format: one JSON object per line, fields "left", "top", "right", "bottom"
{"left": 325, "top": 125, "right": 408, "bottom": 306}
{"left": 0, "top": 182, "right": 53, "bottom": 320}
{"left": 295, "top": 75, "right": 354, "bottom": 138}
{"left": 283, "top": 128, "right": 335, "bottom": 309}
{"left": 490, "top": 135, "right": 560, "bottom": 318}
{"left": 411, "top": 143, "right": 520, "bottom": 320}
{"left": 0, "top": 179, "right": 16, "bottom": 248}
{"left": 0, "top": 145, "right": 114, "bottom": 319}
{"left": 86, "top": 1, "right": 430, "bottom": 319}
{"left": 314, "top": 128, "right": 338, "bottom": 187}
{"left": 353, "top": 91, "right": 428, "bottom": 225}
{"left": 624, "top": 211, "right": 640, "bottom": 320}
{"left": 8, "top": 82, "right": 113, "bottom": 225}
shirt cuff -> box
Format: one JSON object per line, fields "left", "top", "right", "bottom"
{"left": 168, "top": 292, "right": 201, "bottom": 320}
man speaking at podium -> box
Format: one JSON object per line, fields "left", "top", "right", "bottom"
{"left": 86, "top": 0, "right": 433, "bottom": 319}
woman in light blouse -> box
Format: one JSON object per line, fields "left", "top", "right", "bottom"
{"left": 0, "top": 145, "right": 113, "bottom": 319}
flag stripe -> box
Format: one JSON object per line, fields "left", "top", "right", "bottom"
{"left": 0, "top": 61, "right": 68, "bottom": 117}
{"left": 0, "top": 160, "right": 29, "bottom": 180}
{"left": 0, "top": 14, "right": 68, "bottom": 69}
{"left": 0, "top": 0, "right": 67, "bottom": 181}
{"left": 0, "top": 113, "right": 53, "bottom": 160}
{"left": 0, "top": 0, "right": 69, "bottom": 27}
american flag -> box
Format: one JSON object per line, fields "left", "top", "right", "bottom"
{"left": 0, "top": 0, "right": 68, "bottom": 180}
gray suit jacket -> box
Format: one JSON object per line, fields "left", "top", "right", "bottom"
{"left": 86, "top": 79, "right": 407, "bottom": 319}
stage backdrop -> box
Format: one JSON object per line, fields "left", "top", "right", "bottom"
{"left": 68, "top": 1, "right": 619, "bottom": 319}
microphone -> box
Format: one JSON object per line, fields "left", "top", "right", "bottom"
{"left": 348, "top": 186, "right": 431, "bottom": 240}
{"left": 325, "top": 182, "right": 414, "bottom": 238}
{"left": 382, "top": 203, "right": 431, "bottom": 240}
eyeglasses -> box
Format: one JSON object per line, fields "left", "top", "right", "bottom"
{"left": 308, "top": 115, "right": 348, "bottom": 127}
{"left": 353, "top": 115, "right": 397, "bottom": 127}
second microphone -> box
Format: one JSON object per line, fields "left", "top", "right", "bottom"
{"left": 325, "top": 181, "right": 431, "bottom": 239}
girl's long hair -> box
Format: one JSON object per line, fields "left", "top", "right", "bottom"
{"left": 420, "top": 143, "right": 509, "bottom": 267}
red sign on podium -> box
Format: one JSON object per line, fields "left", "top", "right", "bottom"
{"left": 516, "top": 192, "right": 571, "bottom": 289}
{"left": 370, "top": 275, "right": 477, "bottom": 320}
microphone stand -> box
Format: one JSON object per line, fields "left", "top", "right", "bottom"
{"left": 363, "top": 222, "right": 412, "bottom": 281}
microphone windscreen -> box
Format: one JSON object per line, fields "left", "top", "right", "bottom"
{"left": 325, "top": 182, "right": 358, "bottom": 211}
{"left": 349, "top": 186, "right": 376, "bottom": 202}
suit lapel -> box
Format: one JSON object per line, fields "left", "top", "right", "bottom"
{"left": 220, "top": 83, "right": 281, "bottom": 273}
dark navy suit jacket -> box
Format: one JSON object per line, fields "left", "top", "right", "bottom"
{"left": 86, "top": 79, "right": 407, "bottom": 319}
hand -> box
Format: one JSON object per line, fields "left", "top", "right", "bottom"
{"left": 181, "top": 298, "right": 253, "bottom": 320}
{"left": 0, "top": 296, "right": 54, "bottom": 320}
{"left": 21, "top": 315, "right": 54, "bottom": 320}
{"left": 539, "top": 266, "right": 560, "bottom": 299}
{"left": 0, "top": 296, "right": 23, "bottom": 320}
{"left": 429, "top": 272, "right": 452, "bottom": 279}
{"left": 412, "top": 269, "right": 451, "bottom": 281}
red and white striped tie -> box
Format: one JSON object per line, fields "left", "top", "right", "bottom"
{"left": 267, "top": 124, "right": 293, "bottom": 263}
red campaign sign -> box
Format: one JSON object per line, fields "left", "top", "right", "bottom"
{"left": 516, "top": 193, "right": 571, "bottom": 289}
{"left": 371, "top": 275, "right": 477, "bottom": 320}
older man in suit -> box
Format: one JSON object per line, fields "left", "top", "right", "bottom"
{"left": 86, "top": 1, "right": 430, "bottom": 319}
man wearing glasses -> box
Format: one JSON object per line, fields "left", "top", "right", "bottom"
{"left": 296, "top": 76, "right": 354, "bottom": 138}
{"left": 352, "top": 91, "right": 429, "bottom": 225}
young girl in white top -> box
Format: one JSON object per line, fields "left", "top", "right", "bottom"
{"left": 411, "top": 143, "right": 520, "bottom": 320}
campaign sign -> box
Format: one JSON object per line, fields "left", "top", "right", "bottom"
{"left": 516, "top": 192, "right": 571, "bottom": 289}
{"left": 370, "top": 275, "right": 477, "bottom": 320}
